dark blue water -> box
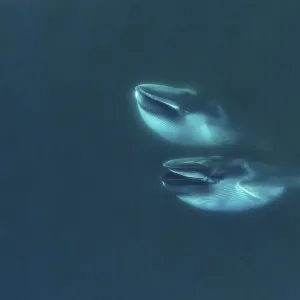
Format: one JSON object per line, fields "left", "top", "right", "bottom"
{"left": 1, "top": 0, "right": 300, "bottom": 299}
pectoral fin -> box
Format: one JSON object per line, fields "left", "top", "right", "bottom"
{"left": 237, "top": 179, "right": 285, "bottom": 201}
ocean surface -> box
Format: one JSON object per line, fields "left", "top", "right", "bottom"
{"left": 1, "top": 0, "right": 300, "bottom": 299}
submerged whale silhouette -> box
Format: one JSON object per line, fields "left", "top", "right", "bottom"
{"left": 134, "top": 83, "right": 238, "bottom": 147}
{"left": 161, "top": 156, "right": 299, "bottom": 211}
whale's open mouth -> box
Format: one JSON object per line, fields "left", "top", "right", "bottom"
{"left": 134, "top": 84, "right": 180, "bottom": 117}
{"left": 161, "top": 169, "right": 213, "bottom": 188}
{"left": 160, "top": 157, "right": 226, "bottom": 192}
